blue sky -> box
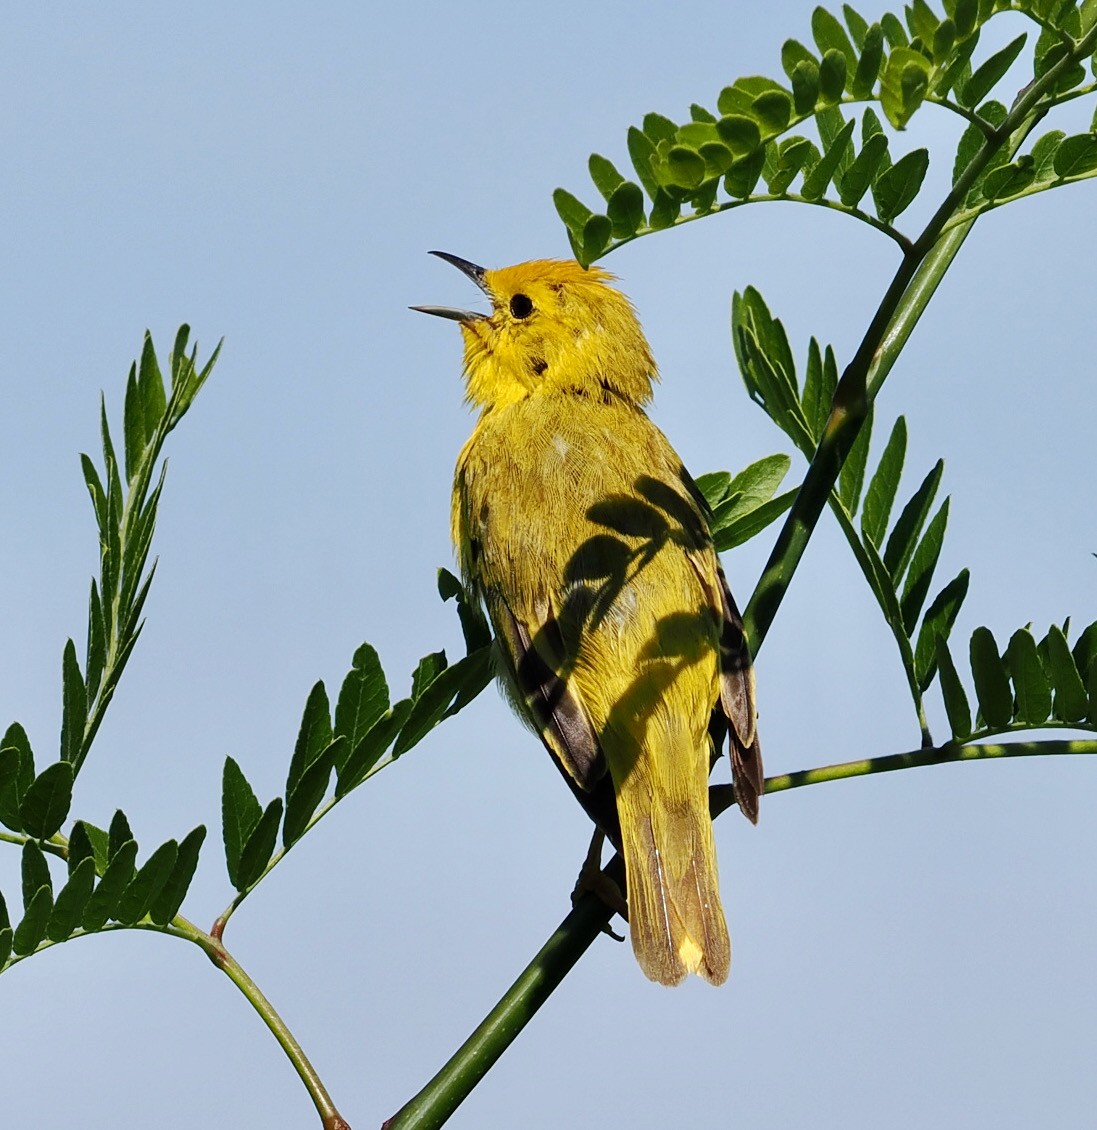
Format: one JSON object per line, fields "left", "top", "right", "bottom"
{"left": 1, "top": 3, "right": 1094, "bottom": 1127}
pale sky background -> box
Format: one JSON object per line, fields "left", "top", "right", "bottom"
{"left": 1, "top": 3, "right": 1094, "bottom": 1128}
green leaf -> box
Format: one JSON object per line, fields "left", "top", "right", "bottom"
{"left": 861, "top": 416, "right": 907, "bottom": 547}
{"left": 953, "top": 0, "right": 978, "bottom": 38}
{"left": 781, "top": 39, "right": 819, "bottom": 80}
{"left": 906, "top": 0, "right": 940, "bottom": 43}
{"left": 149, "top": 824, "right": 206, "bottom": 925}
{"left": 873, "top": 147, "right": 930, "bottom": 221}
{"left": 1006, "top": 629, "right": 1052, "bottom": 726}
{"left": 1031, "top": 130, "right": 1066, "bottom": 180}
{"left": 283, "top": 738, "right": 341, "bottom": 848}
{"left": 0, "top": 747, "right": 25, "bottom": 832}
{"left": 791, "top": 60, "right": 821, "bottom": 115}
{"left": 1072, "top": 621, "right": 1097, "bottom": 683}
{"left": 801, "top": 117, "right": 856, "bottom": 199}
{"left": 1053, "top": 133, "right": 1097, "bottom": 178}
{"left": 733, "top": 288, "right": 814, "bottom": 454}
{"left": 665, "top": 146, "right": 707, "bottom": 190}
{"left": 47, "top": 857, "right": 96, "bottom": 941}
{"left": 81, "top": 840, "right": 138, "bottom": 931}
{"left": 1046, "top": 625, "right": 1088, "bottom": 722}
{"left": 812, "top": 5, "right": 857, "bottom": 69}
{"left": 932, "top": 18, "right": 957, "bottom": 63}
{"left": 1089, "top": 660, "right": 1097, "bottom": 725}
{"left": 765, "top": 137, "right": 817, "bottom": 193}
{"left": 0, "top": 723, "right": 35, "bottom": 832}
{"left": 115, "top": 839, "right": 179, "bottom": 925}
{"left": 393, "top": 647, "right": 495, "bottom": 758}
{"left": 690, "top": 103, "right": 717, "bottom": 123}
{"left": 627, "top": 127, "right": 659, "bottom": 199}
{"left": 960, "top": 33, "right": 1027, "bottom": 108}
{"left": 818, "top": 48, "right": 848, "bottom": 103}
{"left": 588, "top": 153, "right": 624, "bottom": 201}
{"left": 122, "top": 361, "right": 144, "bottom": 483}
{"left": 852, "top": 24, "right": 885, "bottom": 98}
{"left": 607, "top": 181, "right": 646, "bottom": 237}
{"left": 838, "top": 406, "right": 873, "bottom": 515}
{"left": 900, "top": 498, "right": 950, "bottom": 634}
{"left": 970, "top": 627, "right": 1013, "bottom": 729}
{"left": 713, "top": 488, "right": 798, "bottom": 551}
{"left": 334, "top": 643, "right": 391, "bottom": 768}
{"left": 60, "top": 639, "right": 87, "bottom": 766}
{"left": 70, "top": 820, "right": 110, "bottom": 875}
{"left": 412, "top": 652, "right": 448, "bottom": 700}
{"left": 108, "top": 809, "right": 134, "bottom": 860}
{"left": 287, "top": 681, "right": 333, "bottom": 798}
{"left": 235, "top": 799, "right": 284, "bottom": 892}
{"left": 0, "top": 889, "right": 9, "bottom": 933}
{"left": 80, "top": 453, "right": 108, "bottom": 533}
{"left": 22, "top": 840, "right": 52, "bottom": 908}
{"left": 717, "top": 455, "right": 792, "bottom": 519}
{"left": 580, "top": 214, "right": 612, "bottom": 264}
{"left": 724, "top": 149, "right": 768, "bottom": 198}
{"left": 915, "top": 569, "right": 969, "bottom": 692}
{"left": 642, "top": 112, "right": 678, "bottom": 142}
{"left": 0, "top": 926, "right": 11, "bottom": 971}
{"left": 336, "top": 698, "right": 415, "bottom": 796}
{"left": 86, "top": 579, "right": 106, "bottom": 703}
{"left": 221, "top": 756, "right": 261, "bottom": 889}
{"left": 843, "top": 4, "right": 870, "bottom": 48}
{"left": 12, "top": 886, "right": 52, "bottom": 955}
{"left": 20, "top": 761, "right": 74, "bottom": 840}
{"left": 552, "top": 188, "right": 591, "bottom": 238}
{"left": 715, "top": 115, "right": 762, "bottom": 158}
{"left": 880, "top": 48, "right": 933, "bottom": 128}
{"left": 751, "top": 89, "right": 793, "bottom": 134}
{"left": 883, "top": 459, "right": 943, "bottom": 581}
{"left": 880, "top": 11, "right": 908, "bottom": 48}
{"left": 695, "top": 472, "right": 732, "bottom": 509}
{"left": 935, "top": 636, "right": 972, "bottom": 739}
{"left": 438, "top": 569, "right": 492, "bottom": 654}
{"left": 982, "top": 158, "right": 1036, "bottom": 201}
{"left": 839, "top": 133, "right": 890, "bottom": 208}
{"left": 137, "top": 332, "right": 167, "bottom": 446}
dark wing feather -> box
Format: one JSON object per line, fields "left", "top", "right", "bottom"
{"left": 490, "top": 596, "right": 622, "bottom": 844}
{"left": 712, "top": 563, "right": 764, "bottom": 824}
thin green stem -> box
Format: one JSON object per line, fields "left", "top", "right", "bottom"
{"left": 608, "top": 191, "right": 913, "bottom": 258}
{"left": 170, "top": 915, "right": 351, "bottom": 1130}
{"left": 727, "top": 738, "right": 1097, "bottom": 805}
{"left": 0, "top": 831, "right": 69, "bottom": 861}
{"left": 385, "top": 736, "right": 1097, "bottom": 1130}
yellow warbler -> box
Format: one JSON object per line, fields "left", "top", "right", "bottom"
{"left": 416, "top": 254, "right": 762, "bottom": 986}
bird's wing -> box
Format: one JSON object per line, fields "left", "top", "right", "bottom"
{"left": 490, "top": 592, "right": 606, "bottom": 790}
{"left": 677, "top": 471, "right": 764, "bottom": 824}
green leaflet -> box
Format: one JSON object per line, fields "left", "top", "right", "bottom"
{"left": 970, "top": 627, "right": 1013, "bottom": 729}
{"left": 1006, "top": 629, "right": 1052, "bottom": 727}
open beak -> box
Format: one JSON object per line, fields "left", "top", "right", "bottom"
{"left": 410, "top": 251, "right": 491, "bottom": 322}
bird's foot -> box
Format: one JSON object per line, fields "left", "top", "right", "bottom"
{"left": 570, "top": 829, "right": 626, "bottom": 942}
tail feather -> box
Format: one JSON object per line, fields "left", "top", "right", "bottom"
{"left": 620, "top": 793, "right": 730, "bottom": 986}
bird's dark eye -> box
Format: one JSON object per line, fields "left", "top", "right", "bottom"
{"left": 509, "top": 293, "right": 534, "bottom": 319}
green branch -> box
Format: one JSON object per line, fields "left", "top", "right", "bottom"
{"left": 607, "top": 190, "right": 915, "bottom": 256}
{"left": 384, "top": 737, "right": 1097, "bottom": 1130}
{"left": 170, "top": 915, "right": 352, "bottom": 1130}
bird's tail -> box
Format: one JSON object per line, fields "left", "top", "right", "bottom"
{"left": 617, "top": 758, "right": 730, "bottom": 986}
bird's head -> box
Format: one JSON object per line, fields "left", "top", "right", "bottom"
{"left": 414, "top": 253, "right": 657, "bottom": 412}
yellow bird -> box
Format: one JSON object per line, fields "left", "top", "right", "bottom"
{"left": 416, "top": 254, "right": 762, "bottom": 986}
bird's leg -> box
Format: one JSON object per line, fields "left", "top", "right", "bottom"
{"left": 571, "top": 828, "right": 626, "bottom": 942}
